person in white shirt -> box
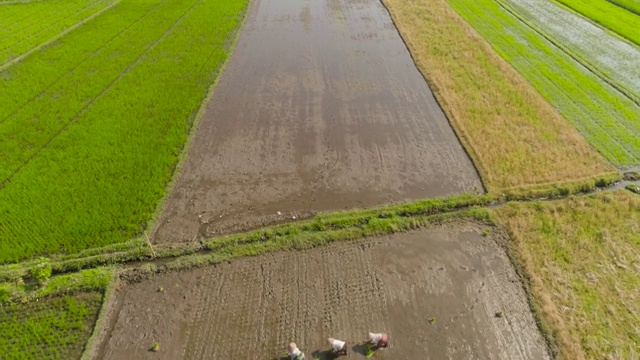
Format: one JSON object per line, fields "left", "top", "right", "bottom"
{"left": 327, "top": 337, "right": 348, "bottom": 356}
{"left": 288, "top": 342, "right": 305, "bottom": 360}
{"left": 367, "top": 332, "right": 389, "bottom": 349}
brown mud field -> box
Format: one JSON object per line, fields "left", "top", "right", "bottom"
{"left": 152, "top": 0, "right": 483, "bottom": 243}
{"left": 93, "top": 224, "right": 549, "bottom": 359}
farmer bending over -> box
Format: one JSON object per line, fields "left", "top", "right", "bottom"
{"left": 288, "top": 342, "right": 305, "bottom": 360}
{"left": 327, "top": 337, "right": 348, "bottom": 356}
{"left": 367, "top": 332, "right": 389, "bottom": 349}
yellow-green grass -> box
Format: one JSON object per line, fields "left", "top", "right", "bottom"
{"left": 494, "top": 190, "right": 640, "bottom": 359}
{"left": 0, "top": 0, "right": 249, "bottom": 264}
{"left": 0, "top": 0, "right": 117, "bottom": 66}
{"left": 554, "top": 0, "right": 640, "bottom": 45}
{"left": 381, "top": 0, "right": 615, "bottom": 194}
{"left": 445, "top": 0, "right": 640, "bottom": 169}
{"left": 0, "top": 293, "right": 103, "bottom": 360}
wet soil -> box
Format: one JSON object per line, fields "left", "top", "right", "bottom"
{"left": 94, "top": 224, "right": 549, "bottom": 359}
{"left": 152, "top": 0, "right": 483, "bottom": 243}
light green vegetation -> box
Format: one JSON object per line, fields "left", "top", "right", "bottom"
{"left": 609, "top": 0, "right": 640, "bottom": 15}
{"left": 0, "top": 0, "right": 117, "bottom": 65}
{"left": 0, "top": 293, "right": 103, "bottom": 360}
{"left": 446, "top": 0, "right": 640, "bottom": 168}
{"left": 1, "top": 267, "right": 113, "bottom": 303}
{"left": 554, "top": 0, "right": 640, "bottom": 45}
{"left": 501, "top": 0, "right": 640, "bottom": 104}
{"left": 0, "top": 0, "right": 249, "bottom": 263}
{"left": 495, "top": 190, "right": 640, "bottom": 359}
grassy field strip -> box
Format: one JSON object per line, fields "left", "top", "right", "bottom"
{"left": 0, "top": 0, "right": 167, "bottom": 116}
{"left": 0, "top": 293, "right": 103, "bottom": 359}
{"left": 446, "top": 0, "right": 640, "bottom": 169}
{"left": 0, "top": 0, "right": 249, "bottom": 263}
{"left": 501, "top": 0, "right": 640, "bottom": 104}
{"left": 494, "top": 190, "right": 640, "bottom": 359}
{"left": 381, "top": 0, "right": 614, "bottom": 193}
{"left": 0, "top": 0, "right": 115, "bottom": 65}
{"left": 0, "top": 0, "right": 198, "bottom": 184}
{"left": 609, "top": 0, "right": 640, "bottom": 14}
{"left": 554, "top": 0, "right": 640, "bottom": 47}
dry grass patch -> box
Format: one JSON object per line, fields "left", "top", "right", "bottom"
{"left": 494, "top": 190, "right": 640, "bottom": 359}
{"left": 382, "top": 0, "right": 615, "bottom": 193}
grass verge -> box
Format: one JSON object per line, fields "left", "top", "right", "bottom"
{"left": 163, "top": 208, "right": 494, "bottom": 272}
{"left": 381, "top": 0, "right": 615, "bottom": 193}
{"left": 494, "top": 190, "right": 640, "bottom": 359}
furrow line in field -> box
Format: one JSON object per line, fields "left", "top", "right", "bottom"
{"left": 0, "top": 0, "right": 105, "bottom": 49}
{"left": 0, "top": 0, "right": 169, "bottom": 119}
{"left": 0, "top": 0, "right": 85, "bottom": 40}
{"left": 496, "top": 0, "right": 640, "bottom": 106}
{"left": 0, "top": 0, "right": 204, "bottom": 190}
{"left": 0, "top": 0, "right": 114, "bottom": 62}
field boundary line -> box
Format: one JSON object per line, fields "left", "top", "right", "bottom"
{"left": 0, "top": 0, "right": 121, "bottom": 71}
{"left": 0, "top": 0, "right": 170, "bottom": 125}
{"left": 0, "top": 0, "right": 82, "bottom": 40}
{"left": 79, "top": 270, "right": 120, "bottom": 360}
{"left": 0, "top": 0, "right": 204, "bottom": 189}
{"left": 146, "top": 0, "right": 254, "bottom": 244}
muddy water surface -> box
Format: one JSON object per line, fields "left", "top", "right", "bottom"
{"left": 153, "top": 0, "right": 482, "bottom": 243}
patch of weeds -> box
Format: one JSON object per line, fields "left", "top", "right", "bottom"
{"left": 625, "top": 183, "right": 639, "bottom": 194}
{"left": 150, "top": 341, "right": 160, "bottom": 352}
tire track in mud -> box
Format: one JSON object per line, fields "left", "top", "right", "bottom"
{"left": 96, "top": 224, "right": 549, "bottom": 359}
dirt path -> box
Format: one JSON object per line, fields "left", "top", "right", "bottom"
{"left": 95, "top": 224, "right": 549, "bottom": 359}
{"left": 152, "top": 0, "right": 482, "bottom": 243}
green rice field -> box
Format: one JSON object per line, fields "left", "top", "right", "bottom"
{"left": 0, "top": 0, "right": 249, "bottom": 263}
{"left": 0, "top": 0, "right": 117, "bottom": 65}
{"left": 0, "top": 293, "right": 103, "bottom": 360}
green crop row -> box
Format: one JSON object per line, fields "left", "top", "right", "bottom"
{"left": 0, "top": 0, "right": 208, "bottom": 183}
{"left": 0, "top": 293, "right": 103, "bottom": 360}
{"left": 553, "top": 0, "right": 640, "bottom": 46}
{"left": 0, "top": 0, "right": 249, "bottom": 263}
{"left": 0, "top": 0, "right": 165, "bottom": 120}
{"left": 608, "top": 0, "right": 640, "bottom": 15}
{"left": 499, "top": 0, "right": 640, "bottom": 104}
{"left": 446, "top": 0, "right": 640, "bottom": 168}
{"left": 0, "top": 0, "right": 116, "bottom": 66}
